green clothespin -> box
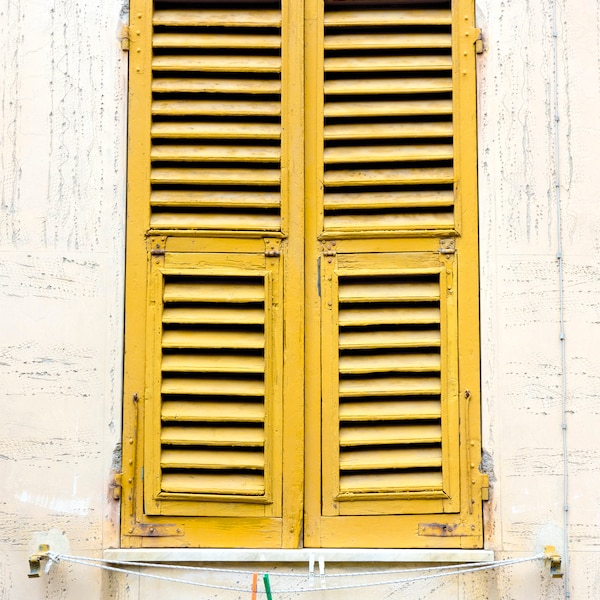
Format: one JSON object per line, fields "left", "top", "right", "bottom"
{"left": 263, "top": 573, "right": 273, "bottom": 600}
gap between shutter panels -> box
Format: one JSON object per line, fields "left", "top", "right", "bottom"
{"left": 160, "top": 273, "right": 267, "bottom": 497}
{"left": 150, "top": 4, "right": 283, "bottom": 232}
{"left": 322, "top": 1, "right": 454, "bottom": 234}
{"left": 336, "top": 271, "right": 443, "bottom": 496}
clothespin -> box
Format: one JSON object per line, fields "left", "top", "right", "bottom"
{"left": 263, "top": 573, "right": 273, "bottom": 600}
{"left": 319, "top": 557, "right": 327, "bottom": 589}
{"left": 251, "top": 572, "right": 258, "bottom": 600}
{"left": 308, "top": 553, "right": 315, "bottom": 588}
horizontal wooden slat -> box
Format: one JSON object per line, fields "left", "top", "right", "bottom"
{"left": 325, "top": 55, "right": 452, "bottom": 73}
{"left": 340, "top": 447, "right": 442, "bottom": 470}
{"left": 153, "top": 33, "right": 281, "bottom": 49}
{"left": 151, "top": 145, "right": 281, "bottom": 163}
{"left": 152, "top": 122, "right": 281, "bottom": 140}
{"left": 324, "top": 33, "right": 451, "bottom": 51}
{"left": 150, "top": 213, "right": 281, "bottom": 231}
{"left": 339, "top": 353, "right": 441, "bottom": 374}
{"left": 153, "top": 78, "right": 282, "bottom": 95}
{"left": 339, "top": 376, "right": 441, "bottom": 397}
{"left": 324, "top": 167, "right": 454, "bottom": 187}
{"left": 324, "top": 212, "right": 454, "bottom": 231}
{"left": 339, "top": 281, "right": 439, "bottom": 303}
{"left": 152, "top": 190, "right": 280, "bottom": 208}
{"left": 340, "top": 399, "right": 441, "bottom": 421}
{"left": 162, "top": 330, "right": 264, "bottom": 350}
{"left": 339, "top": 471, "right": 442, "bottom": 494}
{"left": 339, "top": 306, "right": 440, "bottom": 326}
{"left": 154, "top": 9, "right": 282, "bottom": 28}
{"left": 324, "top": 144, "right": 453, "bottom": 164}
{"left": 152, "top": 99, "right": 281, "bottom": 117}
{"left": 152, "top": 55, "right": 281, "bottom": 73}
{"left": 339, "top": 329, "right": 441, "bottom": 350}
{"left": 324, "top": 9, "right": 451, "bottom": 27}
{"left": 162, "top": 353, "right": 265, "bottom": 373}
{"left": 325, "top": 122, "right": 452, "bottom": 142}
{"left": 162, "top": 400, "right": 264, "bottom": 422}
{"left": 340, "top": 423, "right": 442, "bottom": 446}
{"left": 163, "top": 306, "right": 264, "bottom": 325}
{"left": 152, "top": 168, "right": 281, "bottom": 186}
{"left": 162, "top": 449, "right": 264, "bottom": 470}
{"left": 324, "top": 190, "right": 453, "bottom": 209}
{"left": 325, "top": 77, "right": 452, "bottom": 96}
{"left": 162, "top": 377, "right": 265, "bottom": 397}
{"left": 162, "top": 472, "right": 265, "bottom": 495}
{"left": 164, "top": 282, "right": 264, "bottom": 303}
{"left": 325, "top": 99, "right": 452, "bottom": 118}
{"left": 162, "top": 425, "right": 264, "bottom": 447}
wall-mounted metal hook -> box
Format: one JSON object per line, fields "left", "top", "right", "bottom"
{"left": 28, "top": 544, "right": 50, "bottom": 578}
{"left": 544, "top": 545, "right": 563, "bottom": 578}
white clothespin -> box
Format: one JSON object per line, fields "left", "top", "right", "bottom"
{"left": 319, "top": 557, "right": 326, "bottom": 589}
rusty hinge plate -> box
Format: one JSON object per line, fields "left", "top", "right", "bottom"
{"left": 111, "top": 473, "right": 123, "bottom": 500}
{"left": 474, "top": 28, "right": 484, "bottom": 54}
{"left": 264, "top": 238, "right": 281, "bottom": 257}
{"left": 418, "top": 522, "right": 475, "bottom": 537}
{"left": 126, "top": 523, "right": 185, "bottom": 538}
{"left": 439, "top": 238, "right": 456, "bottom": 255}
{"left": 481, "top": 474, "right": 490, "bottom": 501}
{"left": 121, "top": 25, "right": 130, "bottom": 51}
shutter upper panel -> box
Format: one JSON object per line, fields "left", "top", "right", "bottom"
{"left": 321, "top": 252, "right": 459, "bottom": 517}
{"left": 150, "top": 2, "right": 283, "bottom": 232}
{"left": 145, "top": 250, "right": 284, "bottom": 518}
{"left": 321, "top": 1, "right": 455, "bottom": 235}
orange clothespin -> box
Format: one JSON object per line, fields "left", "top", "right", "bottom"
{"left": 251, "top": 572, "right": 258, "bottom": 600}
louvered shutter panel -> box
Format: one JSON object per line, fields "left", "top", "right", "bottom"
{"left": 321, "top": 252, "right": 459, "bottom": 518}
{"left": 321, "top": 1, "right": 455, "bottom": 234}
{"left": 150, "top": 3, "right": 283, "bottom": 231}
{"left": 144, "top": 249, "right": 283, "bottom": 518}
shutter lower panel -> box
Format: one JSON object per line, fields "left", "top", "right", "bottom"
{"left": 150, "top": 3, "right": 283, "bottom": 231}
{"left": 321, "top": 251, "right": 459, "bottom": 517}
{"left": 144, "top": 249, "right": 284, "bottom": 519}
{"left": 322, "top": 1, "right": 455, "bottom": 235}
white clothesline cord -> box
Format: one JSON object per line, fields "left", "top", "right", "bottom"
{"left": 46, "top": 552, "right": 546, "bottom": 595}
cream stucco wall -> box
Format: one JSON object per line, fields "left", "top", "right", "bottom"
{"left": 1, "top": 0, "right": 599, "bottom": 598}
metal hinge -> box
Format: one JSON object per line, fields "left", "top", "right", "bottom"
{"left": 121, "top": 25, "right": 130, "bottom": 51}
{"left": 125, "top": 523, "right": 185, "bottom": 537}
{"left": 264, "top": 238, "right": 281, "bottom": 257}
{"left": 322, "top": 241, "right": 337, "bottom": 263}
{"left": 111, "top": 472, "right": 123, "bottom": 500}
{"left": 474, "top": 28, "right": 484, "bottom": 54}
{"left": 418, "top": 522, "right": 475, "bottom": 537}
{"left": 439, "top": 238, "right": 456, "bottom": 255}
{"left": 480, "top": 474, "right": 490, "bottom": 501}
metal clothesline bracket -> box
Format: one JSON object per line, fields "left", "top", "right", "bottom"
{"left": 544, "top": 545, "right": 563, "bottom": 578}
{"left": 28, "top": 544, "right": 51, "bottom": 578}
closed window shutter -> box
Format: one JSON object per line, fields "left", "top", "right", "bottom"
{"left": 123, "top": 0, "right": 484, "bottom": 549}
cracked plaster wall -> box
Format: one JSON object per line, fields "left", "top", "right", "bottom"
{"left": 1, "top": 0, "right": 600, "bottom": 598}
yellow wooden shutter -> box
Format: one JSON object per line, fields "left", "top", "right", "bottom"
{"left": 122, "top": 0, "right": 484, "bottom": 549}
{"left": 303, "top": 0, "right": 484, "bottom": 548}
